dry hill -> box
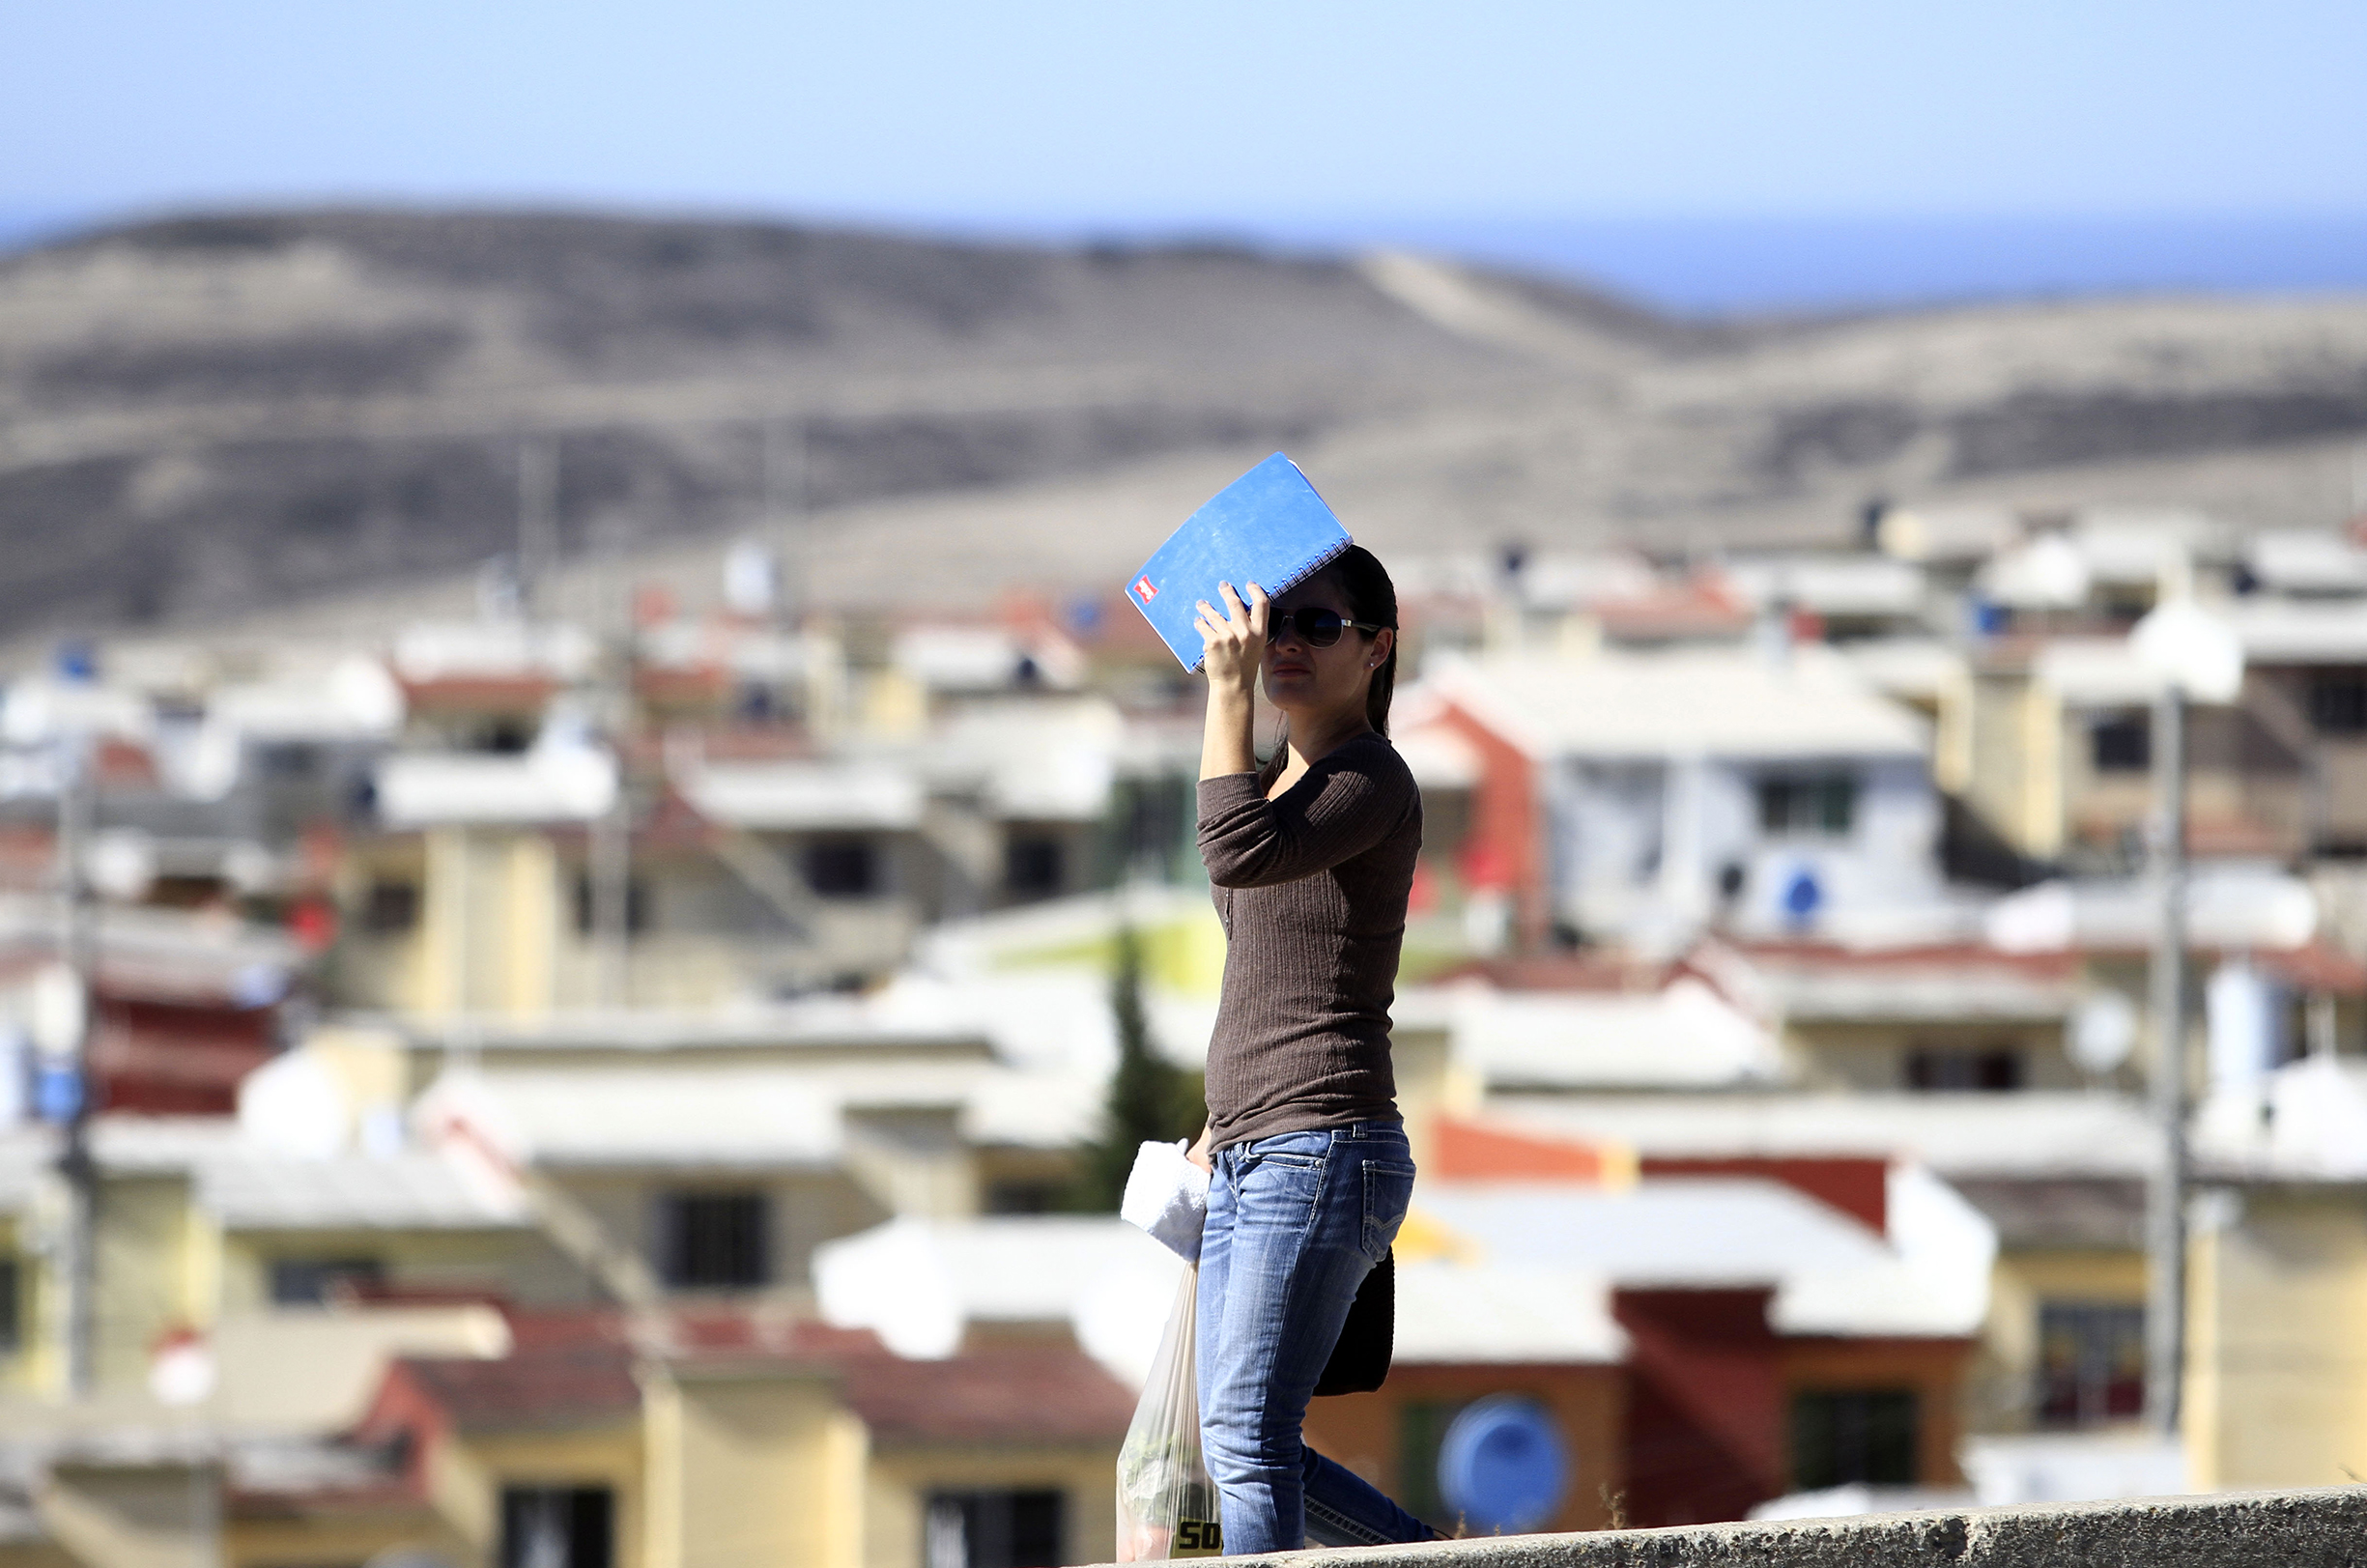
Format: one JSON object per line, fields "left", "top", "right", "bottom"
{"left": 3, "top": 209, "right": 2365, "bottom": 638}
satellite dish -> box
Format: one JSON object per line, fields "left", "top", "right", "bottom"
{"left": 2068, "top": 991, "right": 2138, "bottom": 1075}
{"left": 85, "top": 828, "right": 157, "bottom": 902}
{"left": 1438, "top": 1395, "right": 1568, "bottom": 1535}
{"left": 2130, "top": 600, "right": 2244, "bottom": 703}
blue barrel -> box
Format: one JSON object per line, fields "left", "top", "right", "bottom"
{"left": 1437, "top": 1394, "right": 1568, "bottom": 1535}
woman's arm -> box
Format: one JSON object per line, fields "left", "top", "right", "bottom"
{"left": 1199, "top": 755, "right": 1407, "bottom": 887}
{"left": 1195, "top": 582, "right": 1266, "bottom": 781}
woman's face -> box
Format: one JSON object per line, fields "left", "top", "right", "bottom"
{"left": 1261, "top": 577, "right": 1390, "bottom": 721}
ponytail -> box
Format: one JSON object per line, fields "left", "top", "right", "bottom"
{"left": 1330, "top": 545, "right": 1399, "bottom": 738}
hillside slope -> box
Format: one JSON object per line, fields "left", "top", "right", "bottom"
{"left": 3, "top": 209, "right": 2365, "bottom": 636}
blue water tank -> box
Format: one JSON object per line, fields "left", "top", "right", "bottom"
{"left": 1781, "top": 866, "right": 1823, "bottom": 926}
{"left": 1437, "top": 1395, "right": 1568, "bottom": 1535}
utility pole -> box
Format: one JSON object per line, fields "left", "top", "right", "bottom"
{"left": 518, "top": 439, "right": 560, "bottom": 619}
{"left": 762, "top": 418, "right": 806, "bottom": 624}
{"left": 590, "top": 503, "right": 638, "bottom": 1011}
{"left": 2144, "top": 682, "right": 2188, "bottom": 1436}
{"left": 54, "top": 734, "right": 97, "bottom": 1397}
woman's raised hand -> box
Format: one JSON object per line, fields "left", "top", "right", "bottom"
{"left": 1193, "top": 581, "right": 1268, "bottom": 692}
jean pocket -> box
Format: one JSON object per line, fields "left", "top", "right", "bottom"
{"left": 1360, "top": 1159, "right": 1416, "bottom": 1262}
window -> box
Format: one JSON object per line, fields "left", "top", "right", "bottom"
{"left": 803, "top": 839, "right": 878, "bottom": 898}
{"left": 2311, "top": 671, "right": 2367, "bottom": 735}
{"left": 259, "top": 743, "right": 322, "bottom": 781}
{"left": 1395, "top": 1400, "right": 1462, "bottom": 1528}
{"left": 2090, "top": 714, "right": 2151, "bottom": 772}
{"left": 984, "top": 1179, "right": 1062, "bottom": 1215}
{"left": 271, "top": 1257, "right": 385, "bottom": 1306}
{"left": 1790, "top": 1389, "right": 1918, "bottom": 1490}
{"left": 362, "top": 880, "right": 419, "bottom": 934}
{"left": 1004, "top": 834, "right": 1065, "bottom": 898}
{"left": 500, "top": 1487, "right": 613, "bottom": 1568}
{"left": 1756, "top": 774, "right": 1857, "bottom": 838}
{"left": 924, "top": 1489, "right": 1065, "bottom": 1568}
{"left": 657, "top": 1192, "right": 768, "bottom": 1289}
{"left": 1905, "top": 1047, "right": 2025, "bottom": 1093}
{"left": 2037, "top": 1302, "right": 2145, "bottom": 1428}
{"left": 0, "top": 1258, "right": 18, "bottom": 1354}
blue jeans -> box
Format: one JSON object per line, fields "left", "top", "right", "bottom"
{"left": 1196, "top": 1120, "right": 1435, "bottom": 1554}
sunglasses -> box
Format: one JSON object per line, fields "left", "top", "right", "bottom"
{"left": 1269, "top": 607, "right": 1384, "bottom": 647}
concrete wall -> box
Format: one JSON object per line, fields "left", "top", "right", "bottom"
{"left": 1087, "top": 1485, "right": 2367, "bottom": 1566}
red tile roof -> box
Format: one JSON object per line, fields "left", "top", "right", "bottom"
{"left": 379, "top": 1307, "right": 1134, "bottom": 1445}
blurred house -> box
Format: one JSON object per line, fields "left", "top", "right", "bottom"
{"left": 2187, "top": 1051, "right": 2367, "bottom": 1490}
{"left": 1415, "top": 644, "right": 1944, "bottom": 951}
{"left": 0, "top": 1299, "right": 1132, "bottom": 1568}
{"left": 812, "top": 1146, "right": 1987, "bottom": 1533}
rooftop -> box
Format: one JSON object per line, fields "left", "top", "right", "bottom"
{"left": 1487, "top": 1091, "right": 2160, "bottom": 1180}
{"left": 1429, "top": 645, "right": 1929, "bottom": 762}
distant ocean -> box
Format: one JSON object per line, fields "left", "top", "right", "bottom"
{"left": 1233, "top": 213, "right": 2367, "bottom": 319}
{"left": 8, "top": 204, "right": 2364, "bottom": 321}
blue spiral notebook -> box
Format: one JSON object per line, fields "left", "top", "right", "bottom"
{"left": 1126, "top": 453, "right": 1355, "bottom": 671}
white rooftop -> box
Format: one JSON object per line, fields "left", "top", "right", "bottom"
{"left": 1722, "top": 556, "right": 1927, "bottom": 617}
{"left": 679, "top": 758, "right": 926, "bottom": 831}
{"left": 2224, "top": 599, "right": 2367, "bottom": 664}
{"left": 1391, "top": 1262, "right": 1626, "bottom": 1365}
{"left": 813, "top": 1213, "right": 1632, "bottom": 1387}
{"left": 2246, "top": 531, "right": 2367, "bottom": 597}
{"left": 0, "top": 1120, "right": 529, "bottom": 1232}
{"left": 1754, "top": 961, "right": 2075, "bottom": 1023}
{"left": 413, "top": 1055, "right": 1102, "bottom": 1172}
{"left": 416, "top": 1067, "right": 841, "bottom": 1172}
{"left": 1986, "top": 870, "right": 2318, "bottom": 954}
{"left": 1416, "top": 1169, "right": 1992, "bottom": 1337}
{"left": 815, "top": 1214, "right": 1186, "bottom": 1384}
{"left": 926, "top": 699, "right": 1121, "bottom": 821}
{"left": 374, "top": 743, "right": 617, "bottom": 826}
{"left": 392, "top": 621, "right": 596, "bottom": 684}
{"left": 2195, "top": 1055, "right": 2367, "bottom": 1182}
{"left": 1428, "top": 645, "right": 1929, "bottom": 762}
{"left": 1487, "top": 1091, "right": 2160, "bottom": 1179}
{"left": 1444, "top": 977, "right": 1782, "bottom": 1091}
{"left": 2033, "top": 639, "right": 2167, "bottom": 706}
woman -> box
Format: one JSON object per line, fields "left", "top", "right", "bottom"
{"left": 1185, "top": 546, "right": 1437, "bottom": 1554}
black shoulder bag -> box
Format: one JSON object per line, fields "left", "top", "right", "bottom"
{"left": 1313, "top": 1248, "right": 1393, "bottom": 1396}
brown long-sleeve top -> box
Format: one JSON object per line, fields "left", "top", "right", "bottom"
{"left": 1197, "top": 731, "right": 1423, "bottom": 1151}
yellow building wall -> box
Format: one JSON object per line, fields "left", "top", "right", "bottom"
{"left": 641, "top": 1364, "right": 866, "bottom": 1568}
{"left": 1970, "top": 1248, "right": 2146, "bottom": 1433}
{"left": 554, "top": 1171, "right": 884, "bottom": 1296}
{"left": 1781, "top": 1019, "right": 2077, "bottom": 1093}
{"left": 434, "top": 1423, "right": 645, "bottom": 1568}
{"left": 228, "top": 1505, "right": 466, "bottom": 1568}
{"left": 93, "top": 1174, "right": 209, "bottom": 1394}
{"left": 0, "top": 1215, "right": 43, "bottom": 1396}
{"left": 217, "top": 1230, "right": 555, "bottom": 1317}
{"left": 2188, "top": 1187, "right": 2367, "bottom": 1490}
{"left": 863, "top": 1445, "right": 1119, "bottom": 1568}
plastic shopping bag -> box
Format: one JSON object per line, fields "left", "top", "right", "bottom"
{"left": 1120, "top": 1139, "right": 1211, "bottom": 1262}
{"left": 1114, "top": 1264, "right": 1223, "bottom": 1560}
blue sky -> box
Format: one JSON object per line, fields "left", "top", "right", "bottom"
{"left": 7, "top": 0, "right": 2365, "bottom": 310}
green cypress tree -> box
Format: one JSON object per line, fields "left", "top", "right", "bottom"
{"left": 1071, "top": 925, "right": 1203, "bottom": 1211}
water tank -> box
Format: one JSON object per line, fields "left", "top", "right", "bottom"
{"left": 1437, "top": 1394, "right": 1568, "bottom": 1535}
